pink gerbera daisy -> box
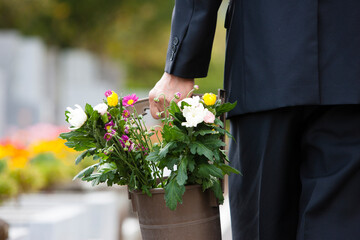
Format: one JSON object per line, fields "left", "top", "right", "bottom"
{"left": 122, "top": 94, "right": 139, "bottom": 107}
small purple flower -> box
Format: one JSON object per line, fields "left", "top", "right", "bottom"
{"left": 105, "top": 90, "right": 113, "bottom": 97}
{"left": 104, "top": 129, "right": 116, "bottom": 141}
{"left": 194, "top": 85, "right": 199, "bottom": 90}
{"left": 124, "top": 126, "right": 129, "bottom": 134}
{"left": 119, "top": 135, "right": 130, "bottom": 148}
{"left": 105, "top": 120, "right": 115, "bottom": 131}
{"left": 104, "top": 133, "right": 112, "bottom": 141}
{"left": 107, "top": 113, "right": 112, "bottom": 120}
{"left": 122, "top": 109, "right": 130, "bottom": 118}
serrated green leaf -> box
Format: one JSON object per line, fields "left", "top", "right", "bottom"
{"left": 194, "top": 129, "right": 216, "bottom": 136}
{"left": 85, "top": 103, "right": 94, "bottom": 116}
{"left": 202, "top": 177, "right": 216, "bottom": 190}
{"left": 211, "top": 180, "right": 224, "bottom": 204}
{"left": 159, "top": 142, "right": 177, "bottom": 158}
{"left": 146, "top": 149, "right": 160, "bottom": 162}
{"left": 168, "top": 100, "right": 181, "bottom": 115}
{"left": 188, "top": 156, "right": 195, "bottom": 172}
{"left": 65, "top": 110, "right": 70, "bottom": 122}
{"left": 176, "top": 156, "right": 188, "bottom": 185}
{"left": 215, "top": 163, "right": 241, "bottom": 175}
{"left": 89, "top": 110, "right": 100, "bottom": 123}
{"left": 109, "top": 108, "right": 120, "bottom": 118}
{"left": 197, "top": 163, "right": 224, "bottom": 179}
{"left": 189, "top": 142, "right": 213, "bottom": 160}
{"left": 202, "top": 137, "right": 226, "bottom": 149}
{"left": 142, "top": 185, "right": 152, "bottom": 197}
{"left": 159, "top": 156, "right": 179, "bottom": 170}
{"left": 75, "top": 148, "right": 96, "bottom": 165}
{"left": 59, "top": 130, "right": 88, "bottom": 140}
{"left": 174, "top": 112, "right": 186, "bottom": 122}
{"left": 73, "top": 163, "right": 98, "bottom": 180}
{"left": 98, "top": 162, "right": 117, "bottom": 173}
{"left": 214, "top": 118, "right": 224, "bottom": 128}
{"left": 165, "top": 179, "right": 185, "bottom": 210}
{"left": 215, "top": 101, "right": 237, "bottom": 117}
{"left": 170, "top": 126, "right": 188, "bottom": 142}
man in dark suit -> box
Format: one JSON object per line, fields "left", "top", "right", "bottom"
{"left": 149, "top": 0, "right": 360, "bottom": 239}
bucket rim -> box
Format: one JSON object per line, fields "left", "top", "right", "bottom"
{"left": 130, "top": 184, "right": 202, "bottom": 195}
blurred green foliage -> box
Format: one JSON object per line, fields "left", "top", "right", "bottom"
{"left": 0, "top": 0, "right": 227, "bottom": 93}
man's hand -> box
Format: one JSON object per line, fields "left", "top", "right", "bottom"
{"left": 149, "top": 72, "right": 194, "bottom": 119}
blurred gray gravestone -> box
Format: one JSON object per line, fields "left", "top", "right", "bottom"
{"left": 57, "top": 49, "right": 120, "bottom": 125}
{"left": 0, "top": 31, "right": 21, "bottom": 134}
{"left": 12, "top": 36, "right": 47, "bottom": 128}
{"left": 0, "top": 70, "right": 6, "bottom": 137}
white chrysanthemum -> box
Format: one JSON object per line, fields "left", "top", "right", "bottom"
{"left": 66, "top": 104, "right": 88, "bottom": 130}
{"left": 181, "top": 104, "right": 207, "bottom": 128}
{"left": 177, "top": 96, "right": 201, "bottom": 108}
{"left": 93, "top": 103, "right": 108, "bottom": 116}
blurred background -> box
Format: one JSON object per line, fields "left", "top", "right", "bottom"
{"left": 0, "top": 0, "right": 230, "bottom": 239}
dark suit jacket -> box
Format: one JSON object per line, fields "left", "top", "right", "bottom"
{"left": 164, "top": 0, "right": 360, "bottom": 117}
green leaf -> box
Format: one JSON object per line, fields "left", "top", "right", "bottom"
{"left": 109, "top": 108, "right": 120, "bottom": 118}
{"left": 59, "top": 130, "right": 89, "bottom": 140}
{"left": 159, "top": 142, "right": 177, "bottom": 158}
{"left": 146, "top": 149, "right": 160, "bottom": 163}
{"left": 85, "top": 103, "right": 94, "bottom": 116}
{"left": 65, "top": 141, "right": 96, "bottom": 151}
{"left": 214, "top": 118, "right": 224, "bottom": 128}
{"left": 187, "top": 156, "right": 195, "bottom": 172}
{"left": 202, "top": 176, "right": 217, "bottom": 190}
{"left": 165, "top": 179, "right": 185, "bottom": 211}
{"left": 129, "top": 172, "right": 137, "bottom": 190}
{"left": 215, "top": 163, "right": 241, "bottom": 175}
{"left": 197, "top": 164, "right": 224, "bottom": 179}
{"left": 142, "top": 185, "right": 152, "bottom": 197}
{"left": 189, "top": 142, "right": 213, "bottom": 160}
{"left": 65, "top": 110, "right": 70, "bottom": 122}
{"left": 168, "top": 100, "right": 181, "bottom": 115}
{"left": 194, "top": 129, "right": 216, "bottom": 136}
{"left": 215, "top": 101, "right": 237, "bottom": 117}
{"left": 213, "top": 150, "right": 221, "bottom": 162}
{"left": 211, "top": 180, "right": 224, "bottom": 204}
{"left": 174, "top": 112, "right": 186, "bottom": 122}
{"left": 98, "top": 162, "right": 117, "bottom": 173}
{"left": 201, "top": 136, "right": 226, "bottom": 149}
{"left": 89, "top": 110, "right": 100, "bottom": 123}
{"left": 73, "top": 163, "right": 99, "bottom": 180}
{"left": 170, "top": 126, "right": 188, "bottom": 142}
{"left": 176, "top": 156, "right": 188, "bottom": 185}
{"left": 159, "top": 156, "right": 179, "bottom": 170}
{"left": 180, "top": 101, "right": 190, "bottom": 109}
{"left": 75, "top": 148, "right": 96, "bottom": 165}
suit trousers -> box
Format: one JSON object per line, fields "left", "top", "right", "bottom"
{"left": 228, "top": 105, "right": 360, "bottom": 240}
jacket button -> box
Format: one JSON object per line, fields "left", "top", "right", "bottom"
{"left": 173, "top": 37, "right": 179, "bottom": 46}
{"left": 171, "top": 45, "right": 177, "bottom": 52}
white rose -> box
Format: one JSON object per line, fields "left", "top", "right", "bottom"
{"left": 66, "top": 104, "right": 88, "bottom": 130}
{"left": 177, "top": 96, "right": 201, "bottom": 108}
{"left": 181, "top": 104, "right": 207, "bottom": 128}
{"left": 93, "top": 103, "right": 108, "bottom": 116}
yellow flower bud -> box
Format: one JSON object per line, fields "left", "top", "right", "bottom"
{"left": 203, "top": 93, "right": 217, "bottom": 106}
{"left": 107, "top": 91, "right": 119, "bottom": 107}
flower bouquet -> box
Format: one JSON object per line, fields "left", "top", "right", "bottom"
{"left": 60, "top": 87, "right": 239, "bottom": 239}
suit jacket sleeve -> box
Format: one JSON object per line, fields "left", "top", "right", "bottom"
{"left": 164, "top": 0, "right": 222, "bottom": 78}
